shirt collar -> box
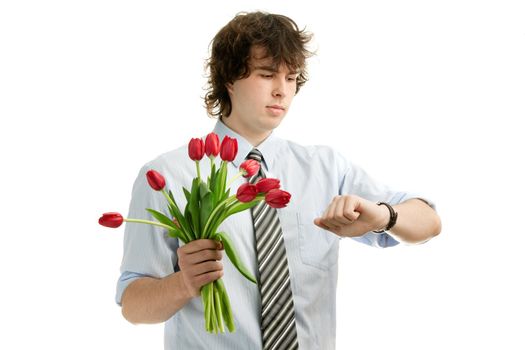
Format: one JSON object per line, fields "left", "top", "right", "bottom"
{"left": 212, "top": 118, "right": 281, "bottom": 172}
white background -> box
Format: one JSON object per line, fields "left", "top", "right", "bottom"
{"left": 1, "top": 1, "right": 524, "bottom": 349}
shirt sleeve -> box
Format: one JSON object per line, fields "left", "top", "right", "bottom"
{"left": 335, "top": 150, "right": 435, "bottom": 248}
{"left": 115, "top": 165, "right": 180, "bottom": 305}
{"left": 115, "top": 271, "right": 148, "bottom": 306}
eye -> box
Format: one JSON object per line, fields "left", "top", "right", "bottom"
{"left": 287, "top": 75, "right": 298, "bottom": 82}
{"left": 261, "top": 73, "right": 273, "bottom": 78}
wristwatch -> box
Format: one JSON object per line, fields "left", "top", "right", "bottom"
{"left": 373, "top": 201, "right": 398, "bottom": 233}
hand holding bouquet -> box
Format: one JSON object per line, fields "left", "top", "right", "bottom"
{"left": 99, "top": 133, "right": 291, "bottom": 333}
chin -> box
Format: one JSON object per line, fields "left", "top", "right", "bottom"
{"left": 263, "top": 119, "right": 283, "bottom": 131}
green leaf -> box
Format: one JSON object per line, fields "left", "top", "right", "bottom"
{"left": 200, "top": 192, "right": 213, "bottom": 235}
{"left": 216, "top": 279, "right": 235, "bottom": 332}
{"left": 207, "top": 163, "right": 215, "bottom": 189}
{"left": 165, "top": 194, "right": 194, "bottom": 242}
{"left": 165, "top": 190, "right": 193, "bottom": 243}
{"left": 225, "top": 200, "right": 261, "bottom": 217}
{"left": 209, "top": 282, "right": 218, "bottom": 333}
{"left": 213, "top": 284, "right": 225, "bottom": 333}
{"left": 146, "top": 207, "right": 190, "bottom": 244}
{"left": 167, "top": 229, "right": 188, "bottom": 244}
{"left": 182, "top": 187, "right": 191, "bottom": 203}
{"left": 167, "top": 191, "right": 177, "bottom": 218}
{"left": 222, "top": 188, "right": 231, "bottom": 203}
{"left": 209, "top": 161, "right": 216, "bottom": 185}
{"left": 184, "top": 205, "right": 191, "bottom": 221}
{"left": 201, "top": 283, "right": 212, "bottom": 332}
{"left": 198, "top": 181, "right": 213, "bottom": 235}
{"left": 173, "top": 213, "right": 192, "bottom": 243}
{"left": 208, "top": 161, "right": 216, "bottom": 189}
{"left": 189, "top": 177, "right": 201, "bottom": 237}
{"left": 215, "top": 231, "right": 257, "bottom": 284}
{"left": 204, "top": 200, "right": 230, "bottom": 239}
{"left": 146, "top": 208, "right": 177, "bottom": 229}
{"left": 199, "top": 181, "right": 210, "bottom": 199}
{"left": 216, "top": 161, "right": 228, "bottom": 200}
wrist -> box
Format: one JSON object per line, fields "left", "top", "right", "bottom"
{"left": 170, "top": 272, "right": 195, "bottom": 301}
{"left": 375, "top": 205, "right": 390, "bottom": 232}
{"left": 373, "top": 202, "right": 398, "bottom": 233}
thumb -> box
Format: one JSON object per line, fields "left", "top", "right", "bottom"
{"left": 313, "top": 218, "right": 328, "bottom": 230}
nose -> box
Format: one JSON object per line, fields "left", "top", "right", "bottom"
{"left": 271, "top": 78, "right": 287, "bottom": 98}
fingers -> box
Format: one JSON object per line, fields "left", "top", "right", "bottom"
{"left": 177, "top": 239, "right": 225, "bottom": 297}
{"left": 180, "top": 239, "right": 223, "bottom": 254}
{"left": 191, "top": 269, "right": 224, "bottom": 290}
{"left": 313, "top": 218, "right": 330, "bottom": 231}
{"left": 314, "top": 195, "right": 392, "bottom": 238}
{"left": 319, "top": 195, "right": 360, "bottom": 229}
{"left": 189, "top": 260, "right": 224, "bottom": 279}
{"left": 184, "top": 248, "right": 223, "bottom": 265}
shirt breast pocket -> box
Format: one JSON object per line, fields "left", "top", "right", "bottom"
{"left": 297, "top": 212, "right": 339, "bottom": 270}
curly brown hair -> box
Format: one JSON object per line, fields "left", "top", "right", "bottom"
{"left": 204, "top": 11, "right": 314, "bottom": 118}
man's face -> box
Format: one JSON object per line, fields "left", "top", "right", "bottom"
{"left": 226, "top": 47, "right": 299, "bottom": 142}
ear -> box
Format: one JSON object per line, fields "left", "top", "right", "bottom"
{"left": 225, "top": 82, "right": 234, "bottom": 94}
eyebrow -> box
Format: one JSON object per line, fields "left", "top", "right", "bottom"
{"left": 253, "top": 65, "right": 300, "bottom": 75}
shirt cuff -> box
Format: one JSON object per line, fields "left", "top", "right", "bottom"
{"left": 115, "top": 271, "right": 150, "bottom": 306}
{"left": 351, "top": 192, "right": 436, "bottom": 248}
{"left": 352, "top": 231, "right": 401, "bottom": 248}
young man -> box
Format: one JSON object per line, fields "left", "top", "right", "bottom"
{"left": 117, "top": 11, "right": 441, "bottom": 350}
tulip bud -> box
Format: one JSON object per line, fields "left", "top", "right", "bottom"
{"left": 205, "top": 133, "right": 220, "bottom": 158}
{"left": 265, "top": 189, "right": 291, "bottom": 209}
{"left": 146, "top": 169, "right": 166, "bottom": 191}
{"left": 188, "top": 138, "right": 205, "bottom": 161}
{"left": 220, "top": 136, "right": 238, "bottom": 162}
{"left": 255, "top": 178, "right": 280, "bottom": 193}
{"left": 236, "top": 183, "right": 258, "bottom": 203}
{"left": 240, "top": 159, "right": 260, "bottom": 178}
{"left": 99, "top": 212, "right": 124, "bottom": 228}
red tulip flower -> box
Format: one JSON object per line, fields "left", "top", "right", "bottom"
{"left": 99, "top": 212, "right": 124, "bottom": 228}
{"left": 239, "top": 160, "right": 260, "bottom": 178}
{"left": 255, "top": 178, "right": 280, "bottom": 193}
{"left": 189, "top": 138, "right": 205, "bottom": 161}
{"left": 146, "top": 169, "right": 166, "bottom": 191}
{"left": 99, "top": 133, "right": 292, "bottom": 334}
{"left": 265, "top": 189, "right": 291, "bottom": 209}
{"left": 205, "top": 133, "right": 220, "bottom": 158}
{"left": 236, "top": 183, "right": 258, "bottom": 203}
{"left": 220, "top": 136, "right": 238, "bottom": 162}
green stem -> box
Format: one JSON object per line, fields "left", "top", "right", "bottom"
{"left": 124, "top": 218, "right": 174, "bottom": 231}
{"left": 225, "top": 194, "right": 265, "bottom": 212}
{"left": 216, "top": 278, "right": 235, "bottom": 332}
{"left": 202, "top": 195, "right": 237, "bottom": 238}
{"left": 225, "top": 171, "right": 243, "bottom": 189}
{"left": 161, "top": 189, "right": 177, "bottom": 209}
{"left": 213, "top": 282, "right": 224, "bottom": 333}
{"left": 196, "top": 160, "right": 201, "bottom": 183}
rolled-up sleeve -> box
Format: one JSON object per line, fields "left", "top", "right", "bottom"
{"left": 115, "top": 271, "right": 148, "bottom": 305}
{"left": 115, "top": 165, "right": 180, "bottom": 305}
{"left": 335, "top": 150, "right": 435, "bottom": 248}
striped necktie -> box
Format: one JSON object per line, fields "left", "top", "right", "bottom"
{"left": 246, "top": 148, "right": 299, "bottom": 350}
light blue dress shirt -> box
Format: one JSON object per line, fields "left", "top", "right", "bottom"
{"left": 116, "top": 119, "right": 432, "bottom": 350}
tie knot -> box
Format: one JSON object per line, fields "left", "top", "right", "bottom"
{"left": 246, "top": 148, "right": 263, "bottom": 163}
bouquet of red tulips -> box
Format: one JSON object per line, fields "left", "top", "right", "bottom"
{"left": 99, "top": 133, "right": 291, "bottom": 334}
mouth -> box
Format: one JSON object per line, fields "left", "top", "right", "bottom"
{"left": 266, "top": 105, "right": 286, "bottom": 111}
{"left": 266, "top": 105, "right": 286, "bottom": 116}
